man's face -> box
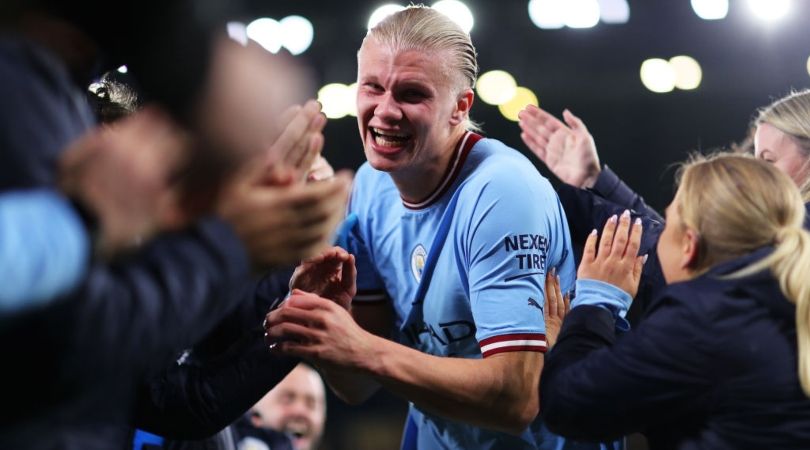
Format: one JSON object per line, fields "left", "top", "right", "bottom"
{"left": 356, "top": 39, "right": 463, "bottom": 175}
{"left": 251, "top": 366, "right": 326, "bottom": 450}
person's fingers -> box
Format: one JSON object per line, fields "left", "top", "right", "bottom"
{"left": 633, "top": 254, "right": 647, "bottom": 286}
{"left": 598, "top": 214, "right": 619, "bottom": 260}
{"left": 520, "top": 132, "right": 549, "bottom": 161}
{"left": 582, "top": 228, "right": 598, "bottom": 264}
{"left": 563, "top": 292, "right": 571, "bottom": 315}
{"left": 266, "top": 304, "right": 325, "bottom": 328}
{"left": 562, "top": 109, "right": 588, "bottom": 133}
{"left": 274, "top": 100, "right": 321, "bottom": 166}
{"left": 554, "top": 275, "right": 565, "bottom": 319}
{"left": 340, "top": 254, "right": 358, "bottom": 300}
{"left": 625, "top": 217, "right": 643, "bottom": 259}
{"left": 296, "top": 130, "right": 324, "bottom": 175}
{"left": 609, "top": 210, "right": 632, "bottom": 260}
{"left": 545, "top": 272, "right": 558, "bottom": 318}
{"left": 524, "top": 105, "right": 567, "bottom": 132}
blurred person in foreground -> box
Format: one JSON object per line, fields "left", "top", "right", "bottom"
{"left": 0, "top": 2, "right": 351, "bottom": 448}
{"left": 541, "top": 153, "right": 810, "bottom": 448}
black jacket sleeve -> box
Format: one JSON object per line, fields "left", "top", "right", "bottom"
{"left": 541, "top": 300, "right": 714, "bottom": 442}
{"left": 133, "top": 328, "right": 298, "bottom": 439}
{"left": 132, "top": 269, "right": 298, "bottom": 439}
{"left": 590, "top": 165, "right": 663, "bottom": 222}
{"left": 556, "top": 182, "right": 666, "bottom": 325}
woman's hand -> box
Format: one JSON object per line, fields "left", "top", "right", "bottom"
{"left": 577, "top": 210, "right": 645, "bottom": 298}
{"left": 544, "top": 271, "right": 570, "bottom": 348}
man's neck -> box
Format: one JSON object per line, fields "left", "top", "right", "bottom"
{"left": 393, "top": 128, "right": 468, "bottom": 204}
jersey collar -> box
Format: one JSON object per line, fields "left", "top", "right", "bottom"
{"left": 402, "top": 131, "right": 482, "bottom": 210}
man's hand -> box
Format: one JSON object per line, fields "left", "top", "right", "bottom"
{"left": 577, "top": 210, "right": 645, "bottom": 297}
{"left": 544, "top": 271, "right": 570, "bottom": 348}
{"left": 264, "top": 291, "right": 374, "bottom": 371}
{"left": 59, "top": 107, "right": 192, "bottom": 257}
{"left": 518, "top": 105, "right": 601, "bottom": 189}
{"left": 289, "top": 246, "right": 357, "bottom": 310}
{"left": 216, "top": 171, "right": 352, "bottom": 270}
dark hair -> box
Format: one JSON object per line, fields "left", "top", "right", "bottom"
{"left": 87, "top": 75, "right": 139, "bottom": 124}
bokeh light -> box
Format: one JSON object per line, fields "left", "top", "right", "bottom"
{"left": 499, "top": 87, "right": 539, "bottom": 122}
{"left": 640, "top": 58, "right": 676, "bottom": 93}
{"left": 476, "top": 70, "right": 518, "bottom": 105}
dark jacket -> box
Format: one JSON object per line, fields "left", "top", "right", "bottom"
{"left": 556, "top": 166, "right": 665, "bottom": 325}
{"left": 541, "top": 247, "right": 810, "bottom": 449}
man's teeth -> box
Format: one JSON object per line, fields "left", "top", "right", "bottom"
{"left": 372, "top": 128, "right": 410, "bottom": 147}
{"left": 372, "top": 127, "right": 409, "bottom": 138}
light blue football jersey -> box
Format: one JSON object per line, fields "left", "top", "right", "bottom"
{"left": 346, "top": 132, "right": 576, "bottom": 450}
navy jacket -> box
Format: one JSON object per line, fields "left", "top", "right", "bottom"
{"left": 541, "top": 247, "right": 810, "bottom": 449}
{"left": 556, "top": 166, "right": 665, "bottom": 325}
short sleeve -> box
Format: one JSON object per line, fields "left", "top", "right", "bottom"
{"left": 465, "top": 175, "right": 564, "bottom": 357}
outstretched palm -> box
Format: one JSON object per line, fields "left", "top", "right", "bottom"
{"left": 518, "top": 105, "right": 601, "bottom": 189}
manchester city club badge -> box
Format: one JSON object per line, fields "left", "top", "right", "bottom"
{"left": 410, "top": 244, "right": 427, "bottom": 281}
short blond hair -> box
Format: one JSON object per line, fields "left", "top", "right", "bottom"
{"left": 677, "top": 153, "right": 810, "bottom": 395}
{"left": 362, "top": 5, "right": 480, "bottom": 131}
{"left": 756, "top": 89, "right": 810, "bottom": 201}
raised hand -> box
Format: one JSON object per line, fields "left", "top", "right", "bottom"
{"left": 518, "top": 105, "right": 601, "bottom": 189}
{"left": 543, "top": 270, "right": 570, "bottom": 348}
{"left": 289, "top": 246, "right": 357, "bottom": 310}
{"left": 577, "top": 210, "right": 645, "bottom": 298}
{"left": 59, "top": 107, "right": 192, "bottom": 257}
{"left": 265, "top": 100, "right": 327, "bottom": 184}
{"left": 216, "top": 170, "right": 352, "bottom": 270}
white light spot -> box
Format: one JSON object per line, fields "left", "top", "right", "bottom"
{"left": 318, "top": 83, "right": 353, "bottom": 119}
{"left": 690, "top": 0, "right": 728, "bottom": 20}
{"left": 280, "top": 16, "right": 314, "bottom": 55}
{"left": 116, "top": 65, "right": 128, "bottom": 74}
{"left": 564, "top": 0, "right": 601, "bottom": 29}
{"left": 640, "top": 58, "right": 676, "bottom": 94}
{"left": 226, "top": 21, "right": 249, "bottom": 46}
{"left": 528, "top": 0, "right": 565, "bottom": 29}
{"left": 368, "top": 4, "right": 405, "bottom": 30}
{"left": 746, "top": 0, "right": 791, "bottom": 23}
{"left": 598, "top": 0, "right": 630, "bottom": 24}
{"left": 669, "top": 55, "right": 702, "bottom": 90}
{"left": 476, "top": 70, "right": 518, "bottom": 106}
{"left": 247, "top": 18, "right": 282, "bottom": 53}
{"left": 432, "top": 0, "right": 475, "bottom": 33}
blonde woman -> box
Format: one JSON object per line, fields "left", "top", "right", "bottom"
{"left": 541, "top": 154, "right": 810, "bottom": 448}
{"left": 518, "top": 90, "right": 810, "bottom": 326}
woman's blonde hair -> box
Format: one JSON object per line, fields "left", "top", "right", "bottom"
{"left": 756, "top": 89, "right": 810, "bottom": 201}
{"left": 677, "top": 153, "right": 810, "bottom": 395}
{"left": 362, "top": 5, "right": 481, "bottom": 132}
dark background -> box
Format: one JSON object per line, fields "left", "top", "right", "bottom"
{"left": 240, "top": 1, "right": 810, "bottom": 448}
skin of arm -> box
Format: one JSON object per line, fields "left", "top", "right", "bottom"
{"left": 265, "top": 291, "right": 542, "bottom": 435}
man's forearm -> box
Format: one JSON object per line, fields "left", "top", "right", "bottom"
{"left": 362, "top": 335, "right": 541, "bottom": 435}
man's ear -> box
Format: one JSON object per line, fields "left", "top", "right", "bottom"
{"left": 681, "top": 227, "right": 700, "bottom": 270}
{"left": 449, "top": 88, "right": 474, "bottom": 126}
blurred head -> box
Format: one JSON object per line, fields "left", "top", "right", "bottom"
{"left": 250, "top": 364, "right": 326, "bottom": 450}
{"left": 656, "top": 153, "right": 810, "bottom": 393}
{"left": 356, "top": 5, "right": 477, "bottom": 175}
{"left": 754, "top": 89, "right": 810, "bottom": 201}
